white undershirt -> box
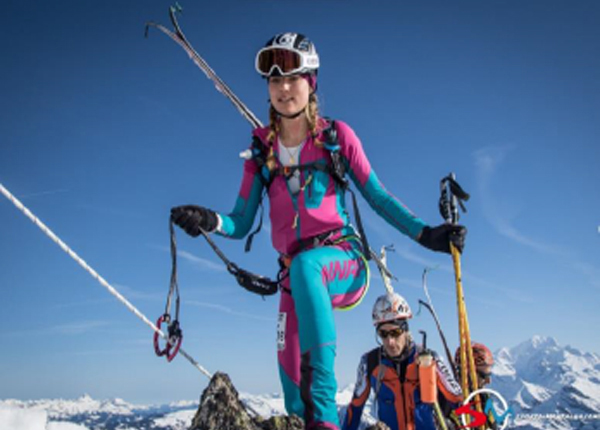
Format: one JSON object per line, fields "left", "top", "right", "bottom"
{"left": 278, "top": 139, "right": 306, "bottom": 194}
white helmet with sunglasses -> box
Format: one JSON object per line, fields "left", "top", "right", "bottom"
{"left": 372, "top": 292, "right": 413, "bottom": 327}
{"left": 255, "top": 33, "right": 320, "bottom": 78}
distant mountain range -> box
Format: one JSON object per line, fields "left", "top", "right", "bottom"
{"left": 0, "top": 395, "right": 198, "bottom": 430}
{"left": 1, "top": 336, "right": 598, "bottom": 430}
{"left": 491, "top": 335, "right": 600, "bottom": 430}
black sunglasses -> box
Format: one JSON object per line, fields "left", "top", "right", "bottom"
{"left": 378, "top": 328, "right": 404, "bottom": 339}
{"left": 477, "top": 370, "right": 492, "bottom": 379}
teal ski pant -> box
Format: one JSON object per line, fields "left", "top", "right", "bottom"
{"left": 277, "top": 242, "right": 368, "bottom": 430}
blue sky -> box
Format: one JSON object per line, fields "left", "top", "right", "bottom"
{"left": 1, "top": 0, "right": 599, "bottom": 405}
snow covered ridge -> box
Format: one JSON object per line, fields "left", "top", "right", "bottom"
{"left": 1, "top": 336, "right": 599, "bottom": 430}
{"left": 0, "top": 396, "right": 199, "bottom": 430}
{"left": 490, "top": 335, "right": 600, "bottom": 430}
{"left": 0, "top": 389, "right": 374, "bottom": 430}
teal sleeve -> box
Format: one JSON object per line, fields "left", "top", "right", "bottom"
{"left": 350, "top": 168, "right": 428, "bottom": 240}
{"left": 336, "top": 120, "right": 427, "bottom": 240}
{"left": 216, "top": 166, "right": 265, "bottom": 239}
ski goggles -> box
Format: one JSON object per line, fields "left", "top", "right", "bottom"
{"left": 255, "top": 47, "right": 309, "bottom": 77}
{"left": 378, "top": 327, "right": 405, "bottom": 339}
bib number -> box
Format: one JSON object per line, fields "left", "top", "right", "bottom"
{"left": 277, "top": 312, "right": 287, "bottom": 351}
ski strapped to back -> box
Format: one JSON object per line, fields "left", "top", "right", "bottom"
{"left": 379, "top": 245, "right": 396, "bottom": 296}
{"left": 439, "top": 173, "right": 484, "bottom": 427}
{"left": 0, "top": 182, "right": 212, "bottom": 379}
{"left": 145, "top": 3, "right": 263, "bottom": 129}
{"left": 418, "top": 267, "right": 457, "bottom": 380}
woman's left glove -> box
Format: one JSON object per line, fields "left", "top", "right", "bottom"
{"left": 171, "top": 205, "right": 218, "bottom": 237}
{"left": 418, "top": 223, "right": 467, "bottom": 254}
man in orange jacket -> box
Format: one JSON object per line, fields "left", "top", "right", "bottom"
{"left": 343, "top": 293, "right": 463, "bottom": 430}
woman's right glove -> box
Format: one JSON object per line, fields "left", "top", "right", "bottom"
{"left": 171, "top": 205, "right": 218, "bottom": 237}
{"left": 418, "top": 223, "right": 467, "bottom": 254}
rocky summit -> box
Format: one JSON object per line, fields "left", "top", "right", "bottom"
{"left": 189, "top": 372, "right": 302, "bottom": 430}
{"left": 188, "top": 371, "right": 389, "bottom": 430}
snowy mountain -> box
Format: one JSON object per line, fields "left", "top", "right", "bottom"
{"left": 2, "top": 336, "right": 599, "bottom": 430}
{"left": 490, "top": 335, "right": 600, "bottom": 430}
{"left": 0, "top": 396, "right": 198, "bottom": 430}
{"left": 0, "top": 390, "right": 376, "bottom": 430}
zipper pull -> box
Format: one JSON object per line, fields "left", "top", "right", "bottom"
{"left": 292, "top": 213, "right": 298, "bottom": 229}
{"left": 301, "top": 172, "right": 314, "bottom": 196}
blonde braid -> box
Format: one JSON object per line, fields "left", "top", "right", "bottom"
{"left": 267, "top": 104, "right": 280, "bottom": 144}
{"left": 307, "top": 93, "right": 323, "bottom": 146}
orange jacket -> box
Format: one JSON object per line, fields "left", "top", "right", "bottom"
{"left": 343, "top": 343, "right": 463, "bottom": 430}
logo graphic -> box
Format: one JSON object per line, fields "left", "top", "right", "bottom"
{"left": 455, "top": 388, "right": 515, "bottom": 430}
{"left": 275, "top": 33, "right": 294, "bottom": 47}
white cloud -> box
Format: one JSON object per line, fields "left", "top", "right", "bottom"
{"left": 176, "top": 250, "right": 226, "bottom": 273}
{"left": 473, "top": 145, "right": 562, "bottom": 256}
{"left": 570, "top": 261, "right": 600, "bottom": 289}
{"left": 186, "top": 300, "right": 275, "bottom": 322}
{"left": 112, "top": 283, "right": 162, "bottom": 301}
{"left": 149, "top": 244, "right": 227, "bottom": 272}
{"left": 48, "top": 320, "right": 112, "bottom": 336}
{"left": 19, "top": 189, "right": 70, "bottom": 199}
{"left": 472, "top": 145, "right": 600, "bottom": 291}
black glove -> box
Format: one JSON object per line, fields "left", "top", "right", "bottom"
{"left": 171, "top": 205, "right": 218, "bottom": 237}
{"left": 418, "top": 223, "right": 467, "bottom": 254}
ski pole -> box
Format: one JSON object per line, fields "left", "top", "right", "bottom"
{"left": 439, "top": 173, "right": 484, "bottom": 428}
{"left": 433, "top": 402, "right": 449, "bottom": 430}
{"left": 1, "top": 182, "right": 212, "bottom": 379}
{"left": 451, "top": 243, "right": 485, "bottom": 429}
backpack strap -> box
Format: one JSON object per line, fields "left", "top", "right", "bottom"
{"left": 322, "top": 119, "right": 348, "bottom": 189}
{"left": 250, "top": 135, "right": 274, "bottom": 188}
{"left": 321, "top": 120, "right": 374, "bottom": 263}
{"left": 244, "top": 134, "right": 272, "bottom": 252}
{"left": 367, "top": 347, "right": 385, "bottom": 418}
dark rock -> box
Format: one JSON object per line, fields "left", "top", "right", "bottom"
{"left": 189, "top": 372, "right": 304, "bottom": 430}
{"left": 255, "top": 414, "right": 304, "bottom": 430}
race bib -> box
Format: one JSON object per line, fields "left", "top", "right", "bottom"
{"left": 277, "top": 312, "right": 287, "bottom": 351}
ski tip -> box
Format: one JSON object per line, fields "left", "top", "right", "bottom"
{"left": 171, "top": 2, "right": 183, "bottom": 14}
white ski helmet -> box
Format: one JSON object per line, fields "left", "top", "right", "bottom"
{"left": 372, "top": 292, "right": 412, "bottom": 326}
{"left": 255, "top": 33, "right": 319, "bottom": 78}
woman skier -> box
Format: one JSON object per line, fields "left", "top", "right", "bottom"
{"left": 171, "top": 32, "right": 466, "bottom": 430}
